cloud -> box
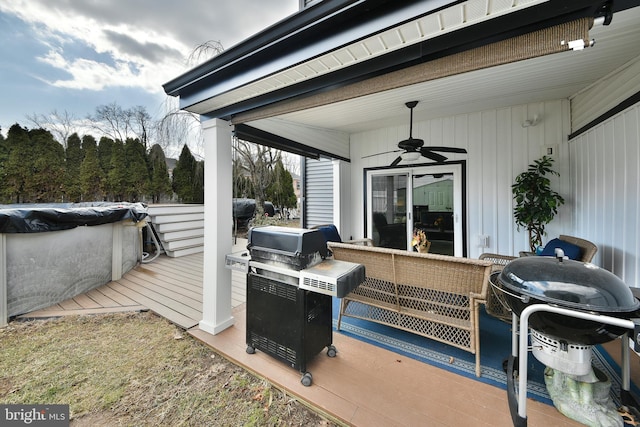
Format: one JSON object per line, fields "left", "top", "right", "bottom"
{"left": 104, "top": 30, "right": 183, "bottom": 65}
{"left": 0, "top": 0, "right": 299, "bottom": 95}
{"left": 36, "top": 49, "right": 151, "bottom": 91}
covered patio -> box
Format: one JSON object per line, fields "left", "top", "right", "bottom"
{"left": 25, "top": 248, "right": 611, "bottom": 426}
{"left": 158, "top": 0, "right": 640, "bottom": 425}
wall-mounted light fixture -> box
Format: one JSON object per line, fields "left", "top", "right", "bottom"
{"left": 522, "top": 114, "right": 541, "bottom": 128}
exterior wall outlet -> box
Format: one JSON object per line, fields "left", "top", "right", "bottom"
{"left": 479, "top": 235, "right": 489, "bottom": 248}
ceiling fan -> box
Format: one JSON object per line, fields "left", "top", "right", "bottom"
{"left": 363, "top": 101, "right": 467, "bottom": 166}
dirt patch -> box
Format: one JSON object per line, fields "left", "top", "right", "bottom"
{"left": 0, "top": 312, "right": 337, "bottom": 426}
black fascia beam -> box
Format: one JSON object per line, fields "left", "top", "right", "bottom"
{"left": 233, "top": 123, "right": 350, "bottom": 161}
{"left": 172, "top": 0, "right": 457, "bottom": 108}
{"left": 201, "top": 0, "right": 615, "bottom": 120}
{"left": 164, "top": 0, "right": 433, "bottom": 97}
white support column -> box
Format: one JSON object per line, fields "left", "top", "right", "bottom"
{"left": 199, "top": 118, "right": 235, "bottom": 335}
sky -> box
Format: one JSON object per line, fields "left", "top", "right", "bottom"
{"left": 0, "top": 0, "right": 300, "bottom": 141}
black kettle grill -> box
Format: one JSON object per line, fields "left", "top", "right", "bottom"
{"left": 490, "top": 251, "right": 640, "bottom": 426}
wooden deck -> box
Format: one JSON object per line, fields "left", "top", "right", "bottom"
{"left": 22, "top": 239, "right": 247, "bottom": 328}
{"left": 21, "top": 253, "right": 205, "bottom": 329}
{"left": 21, "top": 246, "right": 640, "bottom": 426}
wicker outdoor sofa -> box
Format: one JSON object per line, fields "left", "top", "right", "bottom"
{"left": 328, "top": 242, "right": 493, "bottom": 377}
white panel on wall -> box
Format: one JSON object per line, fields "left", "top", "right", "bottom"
{"left": 571, "top": 57, "right": 640, "bottom": 132}
{"left": 350, "top": 99, "right": 571, "bottom": 259}
{"left": 250, "top": 117, "right": 350, "bottom": 160}
{"left": 570, "top": 102, "right": 640, "bottom": 286}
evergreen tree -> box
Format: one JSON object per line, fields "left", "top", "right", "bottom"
{"left": 79, "top": 135, "right": 104, "bottom": 201}
{"left": 97, "top": 137, "right": 116, "bottom": 177}
{"left": 194, "top": 160, "right": 205, "bottom": 204}
{"left": 27, "top": 128, "right": 65, "bottom": 202}
{"left": 266, "top": 159, "right": 297, "bottom": 211}
{"left": 64, "top": 133, "right": 84, "bottom": 202}
{"left": 172, "top": 144, "right": 197, "bottom": 203}
{"left": 124, "top": 138, "right": 149, "bottom": 202}
{"left": 0, "top": 130, "right": 8, "bottom": 201}
{"left": 2, "top": 124, "right": 33, "bottom": 203}
{"left": 107, "top": 140, "right": 127, "bottom": 201}
{"left": 148, "top": 144, "right": 173, "bottom": 203}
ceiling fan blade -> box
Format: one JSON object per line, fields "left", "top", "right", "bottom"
{"left": 362, "top": 149, "right": 402, "bottom": 159}
{"left": 420, "top": 149, "right": 448, "bottom": 162}
{"left": 425, "top": 146, "right": 467, "bottom": 153}
{"left": 390, "top": 156, "right": 403, "bottom": 166}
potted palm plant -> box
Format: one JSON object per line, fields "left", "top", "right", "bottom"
{"left": 512, "top": 156, "right": 565, "bottom": 252}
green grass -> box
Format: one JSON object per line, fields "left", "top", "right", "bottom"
{"left": 0, "top": 311, "right": 335, "bottom": 426}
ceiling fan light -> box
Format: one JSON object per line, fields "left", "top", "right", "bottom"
{"left": 401, "top": 151, "right": 421, "bottom": 161}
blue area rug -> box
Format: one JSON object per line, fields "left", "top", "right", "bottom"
{"left": 331, "top": 297, "right": 640, "bottom": 407}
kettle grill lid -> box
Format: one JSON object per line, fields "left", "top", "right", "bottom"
{"left": 498, "top": 257, "right": 640, "bottom": 312}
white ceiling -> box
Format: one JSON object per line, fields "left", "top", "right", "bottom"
{"left": 271, "top": 6, "right": 640, "bottom": 135}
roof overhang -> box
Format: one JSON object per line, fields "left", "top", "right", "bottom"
{"left": 162, "top": 0, "right": 635, "bottom": 121}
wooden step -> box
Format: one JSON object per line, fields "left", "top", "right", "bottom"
{"left": 164, "top": 237, "right": 204, "bottom": 251}
{"left": 151, "top": 213, "right": 204, "bottom": 224}
{"left": 166, "top": 246, "right": 205, "bottom": 257}
{"left": 156, "top": 220, "right": 205, "bottom": 233}
{"left": 147, "top": 204, "right": 204, "bottom": 215}
{"left": 160, "top": 228, "right": 204, "bottom": 242}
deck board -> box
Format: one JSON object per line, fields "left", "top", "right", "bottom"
{"left": 84, "top": 288, "right": 120, "bottom": 307}
{"left": 106, "top": 280, "right": 199, "bottom": 329}
{"left": 98, "top": 283, "right": 143, "bottom": 306}
{"left": 139, "top": 258, "right": 203, "bottom": 279}
{"left": 125, "top": 269, "right": 203, "bottom": 302}
{"left": 72, "top": 293, "right": 103, "bottom": 309}
{"left": 189, "top": 304, "right": 583, "bottom": 427}
{"left": 58, "top": 298, "right": 83, "bottom": 311}
{"left": 21, "top": 253, "right": 205, "bottom": 329}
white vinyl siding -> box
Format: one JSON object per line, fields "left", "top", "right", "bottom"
{"left": 571, "top": 58, "right": 640, "bottom": 132}
{"left": 349, "top": 99, "right": 572, "bottom": 259}
{"left": 249, "top": 118, "right": 350, "bottom": 160}
{"left": 304, "top": 158, "right": 334, "bottom": 227}
{"left": 569, "top": 101, "right": 640, "bottom": 286}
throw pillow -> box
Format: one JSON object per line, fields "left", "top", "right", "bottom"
{"left": 539, "top": 238, "right": 582, "bottom": 260}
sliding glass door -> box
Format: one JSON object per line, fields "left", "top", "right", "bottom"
{"left": 366, "top": 163, "right": 464, "bottom": 256}
{"left": 369, "top": 173, "right": 409, "bottom": 250}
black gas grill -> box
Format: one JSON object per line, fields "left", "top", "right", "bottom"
{"left": 226, "top": 226, "right": 364, "bottom": 386}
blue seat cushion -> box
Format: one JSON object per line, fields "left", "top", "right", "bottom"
{"left": 539, "top": 238, "right": 582, "bottom": 260}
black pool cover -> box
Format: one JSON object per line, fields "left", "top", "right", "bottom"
{"left": 0, "top": 202, "right": 148, "bottom": 233}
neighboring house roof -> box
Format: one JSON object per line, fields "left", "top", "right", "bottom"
{"left": 163, "top": 0, "right": 635, "bottom": 123}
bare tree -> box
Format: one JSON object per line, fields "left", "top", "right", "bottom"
{"left": 282, "top": 152, "right": 301, "bottom": 177}
{"left": 25, "top": 109, "right": 78, "bottom": 148}
{"left": 155, "top": 41, "right": 225, "bottom": 159}
{"left": 87, "top": 102, "right": 129, "bottom": 143}
{"left": 233, "top": 138, "right": 281, "bottom": 213}
{"left": 87, "top": 103, "right": 155, "bottom": 149}
{"left": 129, "top": 105, "right": 153, "bottom": 149}
{"left": 186, "top": 40, "right": 224, "bottom": 67}
{"left": 156, "top": 97, "right": 203, "bottom": 159}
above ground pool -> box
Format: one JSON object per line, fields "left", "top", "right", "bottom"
{"left": 0, "top": 202, "right": 147, "bottom": 325}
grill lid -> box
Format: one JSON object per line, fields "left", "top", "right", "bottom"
{"left": 499, "top": 256, "right": 639, "bottom": 313}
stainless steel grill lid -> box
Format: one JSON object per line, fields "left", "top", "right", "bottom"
{"left": 499, "top": 256, "right": 639, "bottom": 313}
